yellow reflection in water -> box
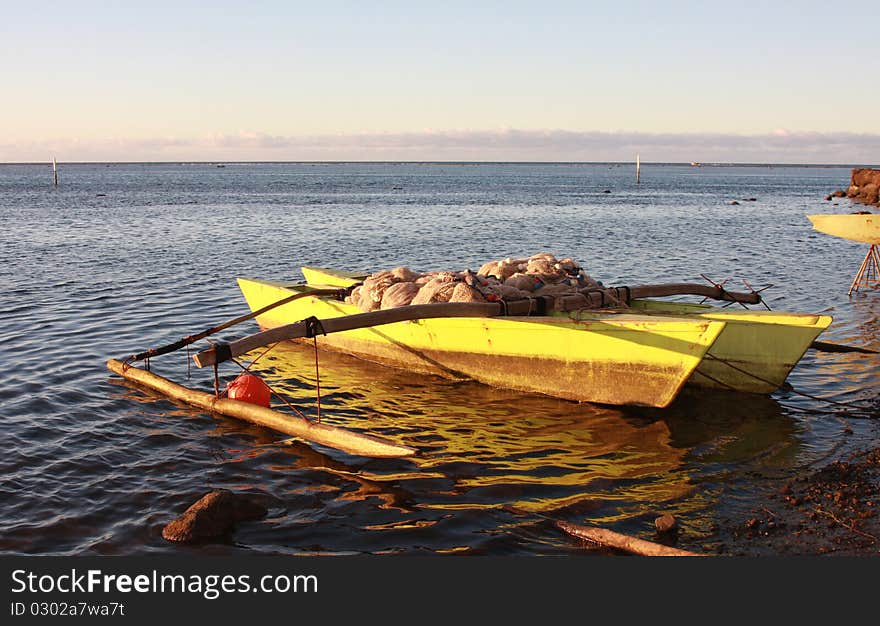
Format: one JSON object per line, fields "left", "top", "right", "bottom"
{"left": 111, "top": 337, "right": 809, "bottom": 542}
{"left": 244, "top": 341, "right": 695, "bottom": 514}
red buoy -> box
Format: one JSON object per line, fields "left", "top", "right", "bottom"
{"left": 226, "top": 373, "right": 271, "bottom": 408}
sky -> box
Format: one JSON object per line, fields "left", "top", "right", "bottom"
{"left": 2, "top": 0, "right": 879, "bottom": 163}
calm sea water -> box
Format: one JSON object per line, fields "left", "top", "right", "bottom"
{"left": 0, "top": 162, "right": 877, "bottom": 556}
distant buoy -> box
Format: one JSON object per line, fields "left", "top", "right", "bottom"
{"left": 226, "top": 373, "right": 271, "bottom": 407}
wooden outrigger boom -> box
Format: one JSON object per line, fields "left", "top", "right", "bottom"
{"left": 106, "top": 359, "right": 417, "bottom": 458}
{"left": 193, "top": 283, "right": 762, "bottom": 369}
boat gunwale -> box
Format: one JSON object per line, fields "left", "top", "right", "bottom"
{"left": 236, "top": 276, "right": 728, "bottom": 407}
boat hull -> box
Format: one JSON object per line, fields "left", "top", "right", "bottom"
{"left": 807, "top": 213, "right": 880, "bottom": 245}
{"left": 300, "top": 266, "right": 832, "bottom": 394}
{"left": 630, "top": 300, "right": 832, "bottom": 393}
{"left": 237, "top": 278, "right": 726, "bottom": 407}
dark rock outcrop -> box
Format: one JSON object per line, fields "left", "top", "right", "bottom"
{"left": 162, "top": 489, "right": 269, "bottom": 543}
{"left": 654, "top": 514, "right": 678, "bottom": 534}
{"left": 840, "top": 168, "right": 880, "bottom": 207}
{"left": 825, "top": 190, "right": 847, "bottom": 200}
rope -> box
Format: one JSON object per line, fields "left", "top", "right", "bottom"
{"left": 774, "top": 401, "right": 877, "bottom": 420}
{"left": 703, "top": 354, "right": 877, "bottom": 414}
{"left": 299, "top": 316, "right": 327, "bottom": 422}
{"left": 313, "top": 336, "right": 322, "bottom": 423}
{"left": 604, "top": 288, "right": 623, "bottom": 308}
{"left": 122, "top": 287, "right": 347, "bottom": 364}
{"left": 214, "top": 340, "right": 317, "bottom": 423}
{"left": 238, "top": 342, "right": 281, "bottom": 372}
{"left": 228, "top": 356, "right": 311, "bottom": 422}
{"left": 233, "top": 343, "right": 312, "bottom": 421}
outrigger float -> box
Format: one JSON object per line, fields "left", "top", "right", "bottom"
{"left": 106, "top": 358, "right": 416, "bottom": 458}
{"left": 108, "top": 263, "right": 854, "bottom": 459}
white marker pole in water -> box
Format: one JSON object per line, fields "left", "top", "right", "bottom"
{"left": 636, "top": 153, "right": 640, "bottom": 184}
{"left": 53, "top": 157, "right": 58, "bottom": 186}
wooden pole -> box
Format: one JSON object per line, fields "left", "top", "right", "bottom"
{"left": 556, "top": 283, "right": 761, "bottom": 309}
{"left": 848, "top": 244, "right": 880, "bottom": 296}
{"left": 627, "top": 282, "right": 760, "bottom": 303}
{"left": 107, "top": 359, "right": 417, "bottom": 458}
{"left": 636, "top": 153, "right": 640, "bottom": 184}
{"left": 193, "top": 301, "right": 507, "bottom": 367}
{"left": 557, "top": 520, "right": 704, "bottom": 556}
{"left": 53, "top": 157, "right": 58, "bottom": 186}
{"left": 125, "top": 287, "right": 346, "bottom": 363}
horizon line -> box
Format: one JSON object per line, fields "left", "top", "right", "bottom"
{"left": 1, "top": 160, "right": 876, "bottom": 168}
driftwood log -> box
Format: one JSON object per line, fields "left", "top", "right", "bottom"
{"left": 107, "top": 359, "right": 417, "bottom": 458}
{"left": 162, "top": 490, "right": 268, "bottom": 543}
{"left": 557, "top": 520, "right": 704, "bottom": 557}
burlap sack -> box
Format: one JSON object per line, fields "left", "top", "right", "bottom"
{"left": 380, "top": 281, "right": 421, "bottom": 309}
{"left": 555, "top": 257, "right": 580, "bottom": 274}
{"left": 477, "top": 257, "right": 526, "bottom": 281}
{"left": 411, "top": 277, "right": 459, "bottom": 305}
{"left": 504, "top": 273, "right": 538, "bottom": 292}
{"left": 347, "top": 253, "right": 601, "bottom": 312}
{"left": 360, "top": 271, "right": 397, "bottom": 308}
{"left": 535, "top": 282, "right": 579, "bottom": 296}
{"left": 345, "top": 285, "right": 362, "bottom": 307}
{"left": 526, "top": 257, "right": 559, "bottom": 276}
{"left": 390, "top": 266, "right": 421, "bottom": 282}
{"left": 499, "top": 285, "right": 530, "bottom": 300}
{"left": 449, "top": 282, "right": 486, "bottom": 303}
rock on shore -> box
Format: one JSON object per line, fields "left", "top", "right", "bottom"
{"left": 828, "top": 168, "right": 880, "bottom": 206}
{"left": 161, "top": 489, "right": 269, "bottom": 543}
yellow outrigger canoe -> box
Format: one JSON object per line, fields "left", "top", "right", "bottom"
{"left": 807, "top": 213, "right": 880, "bottom": 294}
{"left": 229, "top": 267, "right": 831, "bottom": 407}
{"left": 807, "top": 213, "right": 880, "bottom": 245}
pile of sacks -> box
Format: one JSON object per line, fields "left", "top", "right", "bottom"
{"left": 344, "top": 253, "right": 602, "bottom": 312}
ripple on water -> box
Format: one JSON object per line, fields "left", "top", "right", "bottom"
{"left": 1, "top": 163, "right": 877, "bottom": 555}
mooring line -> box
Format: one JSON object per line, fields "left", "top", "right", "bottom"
{"left": 228, "top": 355, "right": 312, "bottom": 422}
{"left": 702, "top": 354, "right": 877, "bottom": 415}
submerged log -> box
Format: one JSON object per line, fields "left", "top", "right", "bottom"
{"left": 107, "top": 359, "right": 417, "bottom": 458}
{"left": 557, "top": 520, "right": 704, "bottom": 556}
{"left": 162, "top": 489, "right": 268, "bottom": 543}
